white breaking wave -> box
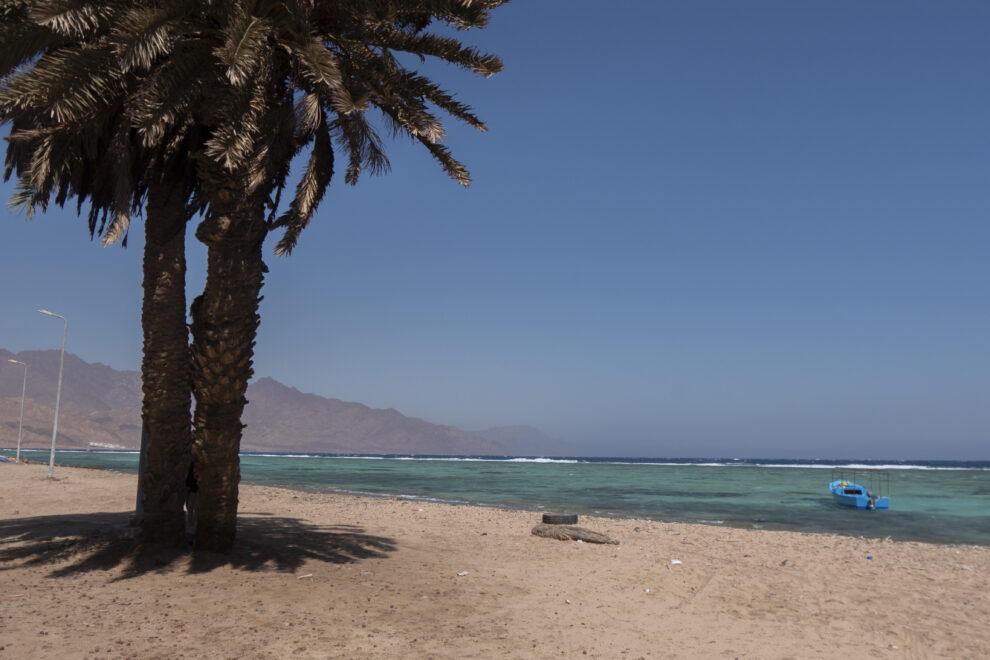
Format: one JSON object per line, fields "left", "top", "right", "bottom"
{"left": 233, "top": 452, "right": 987, "bottom": 470}
{"left": 504, "top": 457, "right": 580, "bottom": 464}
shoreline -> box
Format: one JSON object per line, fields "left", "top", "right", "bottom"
{"left": 2, "top": 461, "right": 989, "bottom": 658}
{"left": 6, "top": 449, "right": 989, "bottom": 547}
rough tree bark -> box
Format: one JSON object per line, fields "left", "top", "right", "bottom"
{"left": 189, "top": 194, "right": 268, "bottom": 553}
{"left": 137, "top": 177, "right": 193, "bottom": 547}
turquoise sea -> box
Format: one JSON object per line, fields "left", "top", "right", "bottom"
{"left": 8, "top": 449, "right": 990, "bottom": 546}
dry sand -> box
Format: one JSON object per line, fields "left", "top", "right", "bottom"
{"left": 1, "top": 460, "right": 988, "bottom": 659}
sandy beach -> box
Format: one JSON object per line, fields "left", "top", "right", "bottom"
{"left": 1, "top": 460, "right": 988, "bottom": 659}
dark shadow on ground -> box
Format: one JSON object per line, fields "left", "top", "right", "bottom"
{"left": 0, "top": 510, "right": 397, "bottom": 580}
{"left": 186, "top": 511, "right": 397, "bottom": 575}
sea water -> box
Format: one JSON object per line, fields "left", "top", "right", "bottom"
{"left": 10, "top": 450, "right": 990, "bottom": 546}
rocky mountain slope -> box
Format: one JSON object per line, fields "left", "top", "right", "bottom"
{"left": 1, "top": 349, "right": 564, "bottom": 456}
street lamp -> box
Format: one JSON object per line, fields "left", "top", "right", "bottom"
{"left": 38, "top": 309, "right": 67, "bottom": 479}
{"left": 6, "top": 359, "right": 27, "bottom": 463}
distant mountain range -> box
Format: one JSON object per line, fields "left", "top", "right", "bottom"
{"left": 0, "top": 349, "right": 568, "bottom": 456}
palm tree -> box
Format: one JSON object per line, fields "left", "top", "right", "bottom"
{"left": 1, "top": 0, "right": 200, "bottom": 547}
{"left": 3, "top": 0, "right": 506, "bottom": 553}
{"left": 182, "top": 0, "right": 506, "bottom": 552}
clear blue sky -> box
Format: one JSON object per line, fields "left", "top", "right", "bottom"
{"left": 3, "top": 1, "right": 989, "bottom": 459}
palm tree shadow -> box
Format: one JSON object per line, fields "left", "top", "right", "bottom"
{"left": 0, "top": 510, "right": 397, "bottom": 580}
{"left": 0, "top": 511, "right": 135, "bottom": 575}
{"left": 187, "top": 511, "right": 397, "bottom": 574}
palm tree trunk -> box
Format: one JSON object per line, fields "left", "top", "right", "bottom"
{"left": 190, "top": 198, "right": 268, "bottom": 553}
{"left": 137, "top": 177, "right": 192, "bottom": 547}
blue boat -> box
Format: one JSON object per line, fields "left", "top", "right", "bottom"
{"left": 828, "top": 469, "right": 890, "bottom": 510}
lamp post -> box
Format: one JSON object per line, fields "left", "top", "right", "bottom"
{"left": 6, "top": 359, "right": 27, "bottom": 463}
{"left": 38, "top": 309, "right": 67, "bottom": 479}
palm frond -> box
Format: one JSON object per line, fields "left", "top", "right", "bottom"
{"left": 294, "top": 90, "right": 322, "bottom": 139}
{"left": 130, "top": 37, "right": 214, "bottom": 147}
{"left": 112, "top": 5, "right": 182, "bottom": 73}
{"left": 296, "top": 53, "right": 368, "bottom": 128}
{"left": 414, "top": 134, "right": 470, "bottom": 186}
{"left": 202, "top": 70, "right": 270, "bottom": 171}
{"left": 215, "top": 11, "right": 272, "bottom": 87}
{"left": 378, "top": 93, "right": 446, "bottom": 143}
{"left": 371, "top": 27, "right": 502, "bottom": 77}
{"left": 28, "top": 0, "right": 114, "bottom": 40}
{"left": 0, "top": 45, "right": 126, "bottom": 124}
{"left": 273, "top": 120, "right": 333, "bottom": 256}
{"left": 100, "top": 117, "right": 134, "bottom": 246}
{"left": 6, "top": 177, "right": 49, "bottom": 217}
{"left": 401, "top": 70, "right": 488, "bottom": 131}
{"left": 296, "top": 35, "right": 342, "bottom": 88}
{"left": 333, "top": 111, "right": 389, "bottom": 185}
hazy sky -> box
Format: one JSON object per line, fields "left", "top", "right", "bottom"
{"left": 3, "top": 1, "right": 989, "bottom": 459}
